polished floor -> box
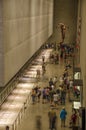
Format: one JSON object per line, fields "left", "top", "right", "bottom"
{"left": 0, "top": 49, "right": 74, "bottom": 130}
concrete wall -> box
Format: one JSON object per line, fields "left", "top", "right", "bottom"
{"left": 0, "top": 1, "right": 4, "bottom": 86}
{"left": 0, "top": 0, "right": 54, "bottom": 86}
{"left": 48, "top": 0, "right": 78, "bottom": 44}
{"left": 80, "top": 0, "right": 86, "bottom": 106}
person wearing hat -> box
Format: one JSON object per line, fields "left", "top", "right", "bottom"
{"left": 60, "top": 107, "right": 67, "bottom": 127}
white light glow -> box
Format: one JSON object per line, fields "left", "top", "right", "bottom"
{"left": 28, "top": 67, "right": 37, "bottom": 71}
{"left": 17, "top": 83, "right": 34, "bottom": 89}
{"left": 12, "top": 89, "right": 31, "bottom": 94}
{"left": 19, "top": 77, "right": 37, "bottom": 83}
{"left": 26, "top": 71, "right": 37, "bottom": 75}
{"left": 24, "top": 74, "right": 36, "bottom": 78}
{"left": 2, "top": 102, "right": 23, "bottom": 110}
{"left": 0, "top": 110, "right": 18, "bottom": 124}
{"left": 74, "top": 72, "right": 81, "bottom": 79}
{"left": 7, "top": 95, "right": 27, "bottom": 102}
{"left": 73, "top": 101, "right": 81, "bottom": 109}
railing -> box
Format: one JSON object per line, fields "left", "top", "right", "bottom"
{"left": 12, "top": 94, "right": 31, "bottom": 130}
{"left": 0, "top": 80, "right": 18, "bottom": 106}
{"left": 0, "top": 92, "right": 31, "bottom": 130}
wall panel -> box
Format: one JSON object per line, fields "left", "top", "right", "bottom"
{"left": 80, "top": 0, "right": 86, "bottom": 106}
{"left": 0, "top": 0, "right": 4, "bottom": 86}
{"left": 0, "top": 0, "right": 54, "bottom": 86}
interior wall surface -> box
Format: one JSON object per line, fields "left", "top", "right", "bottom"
{"left": 0, "top": 0, "right": 54, "bottom": 86}
{"left": 48, "top": 0, "right": 78, "bottom": 44}
{"left": 80, "top": 0, "right": 86, "bottom": 107}
{"left": 0, "top": 1, "right": 4, "bottom": 86}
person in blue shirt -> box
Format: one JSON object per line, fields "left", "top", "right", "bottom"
{"left": 60, "top": 107, "right": 67, "bottom": 127}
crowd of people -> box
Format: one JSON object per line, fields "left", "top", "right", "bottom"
{"left": 30, "top": 43, "right": 79, "bottom": 130}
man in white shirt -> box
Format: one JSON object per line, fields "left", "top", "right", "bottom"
{"left": 53, "top": 93, "right": 58, "bottom": 107}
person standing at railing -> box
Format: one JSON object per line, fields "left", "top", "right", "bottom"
{"left": 36, "top": 69, "right": 41, "bottom": 79}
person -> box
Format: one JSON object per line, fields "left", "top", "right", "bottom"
{"left": 42, "top": 88, "right": 46, "bottom": 104}
{"left": 71, "top": 111, "right": 77, "bottom": 126}
{"left": 69, "top": 79, "right": 73, "bottom": 90}
{"left": 69, "top": 109, "right": 77, "bottom": 128}
{"left": 36, "top": 69, "right": 40, "bottom": 79}
{"left": 60, "top": 107, "right": 67, "bottom": 127}
{"left": 42, "top": 64, "right": 46, "bottom": 76}
{"left": 31, "top": 89, "right": 36, "bottom": 104}
{"left": 58, "top": 23, "right": 66, "bottom": 43}
{"left": 53, "top": 93, "right": 58, "bottom": 107}
{"left": 53, "top": 76, "right": 57, "bottom": 86}
{"left": 60, "top": 87, "right": 66, "bottom": 105}
{"left": 48, "top": 108, "right": 57, "bottom": 130}
{"left": 6, "top": 126, "right": 9, "bottom": 130}
{"left": 36, "top": 115, "right": 42, "bottom": 130}
{"left": 58, "top": 23, "right": 68, "bottom": 43}
{"left": 49, "top": 78, "right": 54, "bottom": 87}
{"left": 42, "top": 55, "right": 45, "bottom": 63}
